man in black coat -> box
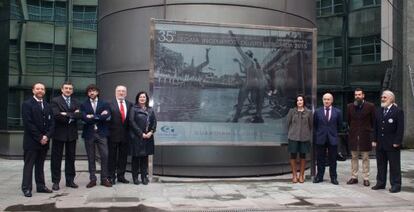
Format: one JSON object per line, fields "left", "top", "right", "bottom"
{"left": 372, "top": 90, "right": 404, "bottom": 193}
{"left": 50, "top": 82, "right": 81, "bottom": 190}
{"left": 108, "top": 85, "right": 132, "bottom": 184}
{"left": 21, "top": 82, "right": 54, "bottom": 197}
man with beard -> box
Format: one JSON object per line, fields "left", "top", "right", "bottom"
{"left": 372, "top": 90, "right": 404, "bottom": 193}
{"left": 346, "top": 88, "right": 375, "bottom": 187}
{"left": 21, "top": 82, "right": 54, "bottom": 197}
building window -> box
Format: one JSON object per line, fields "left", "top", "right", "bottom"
{"left": 55, "top": 1, "right": 67, "bottom": 27}
{"left": 350, "top": 0, "right": 381, "bottom": 10}
{"left": 73, "top": 5, "right": 97, "bottom": 31}
{"left": 349, "top": 35, "right": 381, "bottom": 64}
{"left": 10, "top": 0, "right": 23, "bottom": 20}
{"left": 9, "top": 40, "right": 19, "bottom": 74}
{"left": 27, "top": 0, "right": 54, "bottom": 22}
{"left": 71, "top": 48, "right": 96, "bottom": 76}
{"left": 316, "top": 0, "right": 343, "bottom": 17}
{"left": 26, "top": 42, "right": 53, "bottom": 74}
{"left": 317, "top": 37, "right": 342, "bottom": 68}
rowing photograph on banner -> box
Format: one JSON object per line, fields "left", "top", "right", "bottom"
{"left": 150, "top": 19, "right": 316, "bottom": 144}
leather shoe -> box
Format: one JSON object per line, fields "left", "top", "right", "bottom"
{"left": 363, "top": 180, "right": 370, "bottom": 187}
{"left": 389, "top": 186, "right": 401, "bottom": 193}
{"left": 141, "top": 176, "right": 149, "bottom": 185}
{"left": 86, "top": 180, "right": 97, "bottom": 188}
{"left": 313, "top": 178, "right": 323, "bottom": 183}
{"left": 66, "top": 182, "right": 79, "bottom": 188}
{"left": 100, "top": 179, "right": 112, "bottom": 187}
{"left": 52, "top": 183, "right": 60, "bottom": 191}
{"left": 133, "top": 178, "right": 140, "bottom": 185}
{"left": 110, "top": 178, "right": 116, "bottom": 185}
{"left": 37, "top": 187, "right": 53, "bottom": 193}
{"left": 371, "top": 184, "right": 385, "bottom": 190}
{"left": 23, "top": 190, "right": 32, "bottom": 197}
{"left": 331, "top": 178, "right": 339, "bottom": 185}
{"left": 117, "top": 177, "right": 130, "bottom": 184}
{"left": 346, "top": 178, "right": 358, "bottom": 184}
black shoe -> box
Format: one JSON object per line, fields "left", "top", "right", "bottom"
{"left": 346, "top": 178, "right": 358, "bottom": 185}
{"left": 37, "top": 187, "right": 53, "bottom": 193}
{"left": 141, "top": 177, "right": 149, "bottom": 185}
{"left": 313, "top": 178, "right": 323, "bottom": 183}
{"left": 23, "top": 190, "right": 32, "bottom": 197}
{"left": 363, "top": 180, "right": 370, "bottom": 187}
{"left": 52, "top": 183, "right": 60, "bottom": 191}
{"left": 371, "top": 184, "right": 386, "bottom": 190}
{"left": 66, "top": 182, "right": 79, "bottom": 188}
{"left": 331, "top": 178, "right": 339, "bottom": 185}
{"left": 110, "top": 178, "right": 116, "bottom": 185}
{"left": 118, "top": 177, "right": 130, "bottom": 184}
{"left": 389, "top": 186, "right": 401, "bottom": 193}
{"left": 133, "top": 178, "right": 140, "bottom": 185}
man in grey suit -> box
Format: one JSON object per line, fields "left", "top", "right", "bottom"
{"left": 108, "top": 85, "right": 132, "bottom": 184}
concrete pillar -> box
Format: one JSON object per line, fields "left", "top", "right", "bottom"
{"left": 403, "top": 0, "right": 414, "bottom": 147}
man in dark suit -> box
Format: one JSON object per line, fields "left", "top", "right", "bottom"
{"left": 80, "top": 84, "right": 112, "bottom": 188}
{"left": 21, "top": 82, "right": 54, "bottom": 197}
{"left": 346, "top": 88, "right": 376, "bottom": 187}
{"left": 313, "top": 92, "right": 342, "bottom": 185}
{"left": 108, "top": 85, "right": 132, "bottom": 184}
{"left": 372, "top": 90, "right": 404, "bottom": 193}
{"left": 50, "top": 81, "right": 81, "bottom": 191}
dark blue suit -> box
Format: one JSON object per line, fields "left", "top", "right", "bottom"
{"left": 80, "top": 98, "right": 111, "bottom": 181}
{"left": 313, "top": 106, "right": 342, "bottom": 181}
{"left": 374, "top": 104, "right": 404, "bottom": 189}
{"left": 21, "top": 97, "right": 54, "bottom": 192}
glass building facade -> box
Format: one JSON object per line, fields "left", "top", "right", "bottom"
{"left": 1, "top": 0, "right": 97, "bottom": 130}
{"left": 316, "top": 0, "right": 391, "bottom": 112}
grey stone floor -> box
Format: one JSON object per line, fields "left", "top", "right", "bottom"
{"left": 1, "top": 150, "right": 414, "bottom": 211}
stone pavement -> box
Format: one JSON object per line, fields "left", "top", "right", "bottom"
{"left": 1, "top": 150, "right": 414, "bottom": 211}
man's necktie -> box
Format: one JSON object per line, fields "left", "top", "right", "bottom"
{"left": 383, "top": 108, "right": 389, "bottom": 116}
{"left": 65, "top": 97, "right": 71, "bottom": 108}
{"left": 38, "top": 100, "right": 44, "bottom": 111}
{"left": 119, "top": 101, "right": 126, "bottom": 123}
{"left": 325, "top": 107, "right": 330, "bottom": 121}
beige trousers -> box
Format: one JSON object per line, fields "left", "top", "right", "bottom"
{"left": 351, "top": 151, "right": 370, "bottom": 180}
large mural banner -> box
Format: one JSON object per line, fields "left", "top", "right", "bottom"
{"left": 150, "top": 20, "right": 316, "bottom": 144}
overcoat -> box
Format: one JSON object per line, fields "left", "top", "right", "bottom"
{"left": 128, "top": 105, "right": 157, "bottom": 156}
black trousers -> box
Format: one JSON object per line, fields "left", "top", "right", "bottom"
{"left": 51, "top": 139, "right": 77, "bottom": 184}
{"left": 131, "top": 156, "right": 148, "bottom": 180}
{"left": 315, "top": 143, "right": 338, "bottom": 180}
{"left": 375, "top": 148, "right": 401, "bottom": 187}
{"left": 108, "top": 141, "right": 129, "bottom": 179}
{"left": 22, "top": 148, "right": 48, "bottom": 192}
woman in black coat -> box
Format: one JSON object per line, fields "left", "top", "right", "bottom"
{"left": 128, "top": 91, "right": 157, "bottom": 185}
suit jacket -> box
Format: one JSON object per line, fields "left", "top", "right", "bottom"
{"left": 313, "top": 106, "right": 342, "bottom": 146}
{"left": 80, "top": 98, "right": 111, "bottom": 140}
{"left": 51, "top": 95, "right": 81, "bottom": 141}
{"left": 374, "top": 104, "right": 404, "bottom": 152}
{"left": 108, "top": 99, "right": 133, "bottom": 143}
{"left": 22, "top": 97, "right": 55, "bottom": 150}
{"left": 347, "top": 101, "right": 376, "bottom": 151}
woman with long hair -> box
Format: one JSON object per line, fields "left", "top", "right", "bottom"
{"left": 286, "top": 94, "right": 312, "bottom": 183}
{"left": 128, "top": 91, "right": 157, "bottom": 185}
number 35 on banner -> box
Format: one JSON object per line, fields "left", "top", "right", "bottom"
{"left": 158, "top": 30, "right": 176, "bottom": 42}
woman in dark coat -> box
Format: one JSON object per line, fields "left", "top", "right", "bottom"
{"left": 128, "top": 91, "right": 157, "bottom": 185}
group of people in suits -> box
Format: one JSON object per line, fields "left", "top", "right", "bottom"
{"left": 287, "top": 89, "right": 404, "bottom": 193}
{"left": 21, "top": 82, "right": 157, "bottom": 197}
